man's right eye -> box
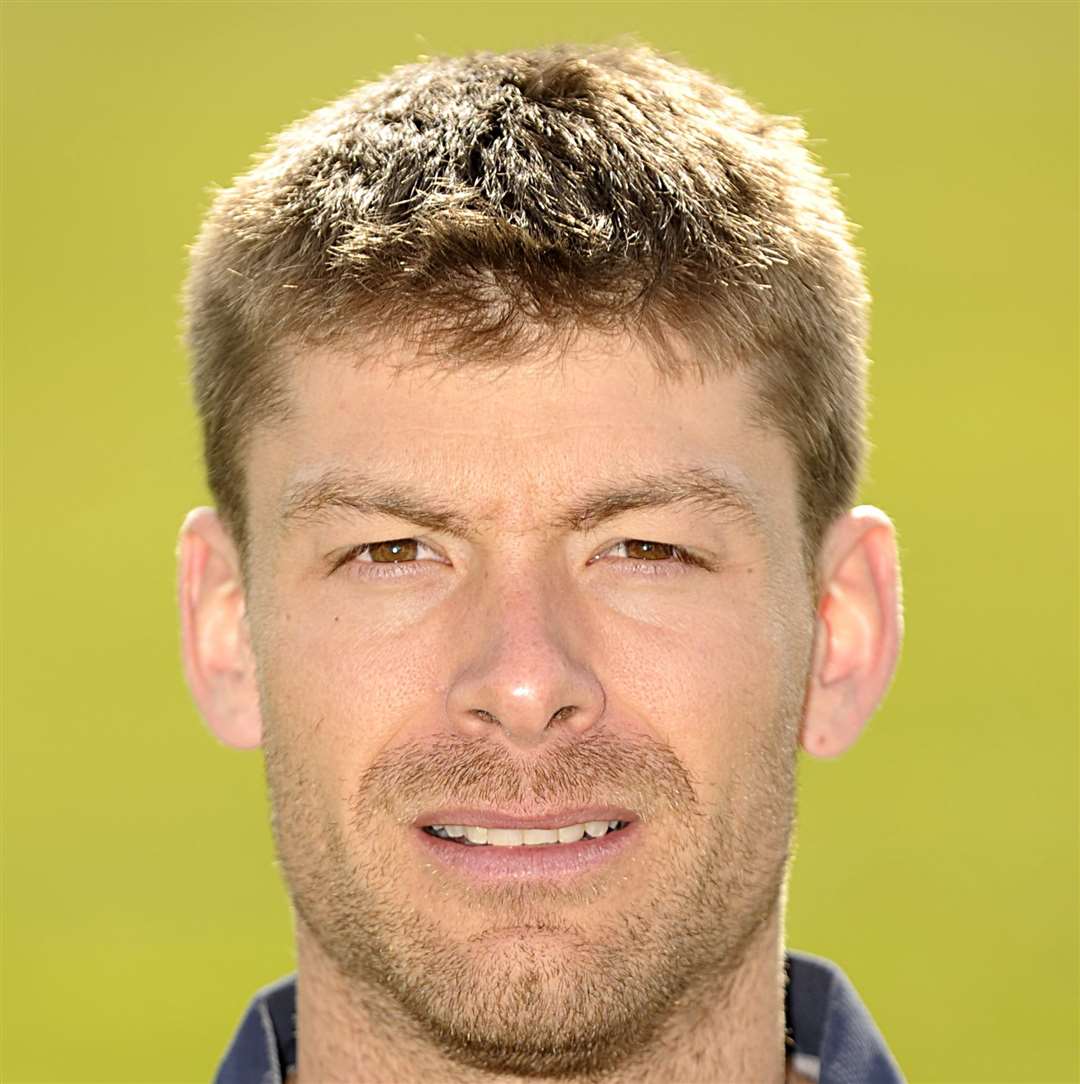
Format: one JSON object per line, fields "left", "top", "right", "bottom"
{"left": 330, "top": 537, "right": 447, "bottom": 578}
{"left": 356, "top": 538, "right": 421, "bottom": 563}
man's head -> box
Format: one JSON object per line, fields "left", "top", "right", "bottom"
{"left": 179, "top": 43, "right": 900, "bottom": 1079}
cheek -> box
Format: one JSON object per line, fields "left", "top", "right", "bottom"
{"left": 597, "top": 574, "right": 800, "bottom": 791}
{"left": 253, "top": 600, "right": 448, "bottom": 808}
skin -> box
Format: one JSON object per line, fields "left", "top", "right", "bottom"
{"left": 179, "top": 329, "right": 902, "bottom": 1084}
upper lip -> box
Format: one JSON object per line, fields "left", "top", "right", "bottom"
{"left": 412, "top": 807, "right": 637, "bottom": 830}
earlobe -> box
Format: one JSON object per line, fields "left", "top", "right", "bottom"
{"left": 800, "top": 506, "right": 903, "bottom": 759}
{"left": 177, "top": 507, "right": 264, "bottom": 749}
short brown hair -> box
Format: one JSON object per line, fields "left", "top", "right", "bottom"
{"left": 184, "top": 43, "right": 870, "bottom": 569}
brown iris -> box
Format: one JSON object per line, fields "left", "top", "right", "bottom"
{"left": 367, "top": 539, "right": 419, "bottom": 562}
{"left": 625, "top": 540, "right": 676, "bottom": 560}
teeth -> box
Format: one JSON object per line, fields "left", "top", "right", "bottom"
{"left": 523, "top": 828, "right": 559, "bottom": 845}
{"left": 428, "top": 820, "right": 625, "bottom": 846}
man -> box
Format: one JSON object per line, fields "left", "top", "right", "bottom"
{"left": 178, "top": 43, "right": 904, "bottom": 1084}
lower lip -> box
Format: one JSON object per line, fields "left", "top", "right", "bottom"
{"left": 414, "top": 823, "right": 639, "bottom": 881}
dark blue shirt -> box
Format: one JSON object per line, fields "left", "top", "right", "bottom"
{"left": 214, "top": 951, "right": 904, "bottom": 1083}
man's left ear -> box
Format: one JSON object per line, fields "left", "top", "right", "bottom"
{"left": 801, "top": 505, "right": 903, "bottom": 758}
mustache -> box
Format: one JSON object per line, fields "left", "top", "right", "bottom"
{"left": 349, "top": 728, "right": 701, "bottom": 826}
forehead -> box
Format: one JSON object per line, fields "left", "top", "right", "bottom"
{"left": 247, "top": 331, "right": 799, "bottom": 538}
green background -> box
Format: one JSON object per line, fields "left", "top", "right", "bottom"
{"left": 3, "top": 2, "right": 1077, "bottom": 1081}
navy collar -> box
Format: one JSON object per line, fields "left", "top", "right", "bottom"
{"left": 214, "top": 950, "right": 903, "bottom": 1083}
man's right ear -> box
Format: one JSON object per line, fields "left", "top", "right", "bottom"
{"left": 177, "top": 507, "right": 263, "bottom": 749}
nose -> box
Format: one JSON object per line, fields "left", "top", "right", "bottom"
{"left": 445, "top": 574, "right": 605, "bottom": 747}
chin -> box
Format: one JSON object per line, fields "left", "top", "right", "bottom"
{"left": 404, "top": 952, "right": 660, "bottom": 1079}
{"left": 375, "top": 914, "right": 689, "bottom": 1080}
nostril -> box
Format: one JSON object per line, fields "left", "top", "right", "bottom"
{"left": 549, "top": 705, "right": 576, "bottom": 724}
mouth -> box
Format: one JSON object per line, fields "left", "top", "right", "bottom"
{"left": 423, "top": 818, "right": 630, "bottom": 846}
{"left": 412, "top": 809, "right": 639, "bottom": 881}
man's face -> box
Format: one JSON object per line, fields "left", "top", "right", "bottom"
{"left": 241, "top": 331, "right": 817, "bottom": 1076}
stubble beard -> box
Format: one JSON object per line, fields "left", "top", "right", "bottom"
{"left": 262, "top": 716, "right": 799, "bottom": 1080}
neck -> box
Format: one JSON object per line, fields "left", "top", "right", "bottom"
{"left": 291, "top": 908, "right": 794, "bottom": 1084}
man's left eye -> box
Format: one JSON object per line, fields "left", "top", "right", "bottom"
{"left": 598, "top": 539, "right": 699, "bottom": 566}
{"left": 609, "top": 539, "right": 680, "bottom": 561}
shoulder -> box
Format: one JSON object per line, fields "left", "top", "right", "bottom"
{"left": 785, "top": 951, "right": 905, "bottom": 1084}
{"left": 212, "top": 974, "right": 297, "bottom": 1084}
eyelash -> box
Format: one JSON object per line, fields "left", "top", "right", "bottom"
{"left": 331, "top": 538, "right": 708, "bottom": 579}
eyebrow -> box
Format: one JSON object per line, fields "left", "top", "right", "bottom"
{"left": 555, "top": 466, "right": 761, "bottom": 534}
{"left": 280, "top": 465, "right": 761, "bottom": 537}
{"left": 281, "top": 471, "right": 473, "bottom": 537}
